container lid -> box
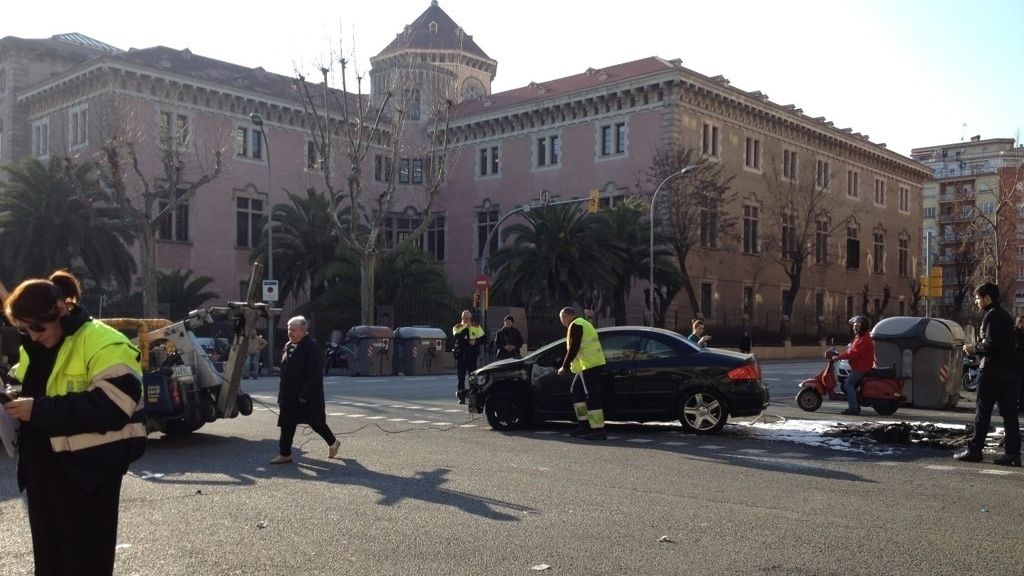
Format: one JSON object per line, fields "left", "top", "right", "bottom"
{"left": 346, "top": 325, "right": 395, "bottom": 338}
{"left": 872, "top": 316, "right": 964, "bottom": 347}
{"left": 393, "top": 326, "right": 447, "bottom": 339}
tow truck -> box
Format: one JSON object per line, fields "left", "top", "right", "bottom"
{"left": 100, "top": 264, "right": 278, "bottom": 436}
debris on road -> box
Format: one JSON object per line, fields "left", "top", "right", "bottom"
{"left": 530, "top": 564, "right": 551, "bottom": 571}
{"left": 256, "top": 521, "right": 268, "bottom": 529}
{"left": 658, "top": 535, "right": 674, "bottom": 543}
{"left": 822, "top": 422, "right": 974, "bottom": 449}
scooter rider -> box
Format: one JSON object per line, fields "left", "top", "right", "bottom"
{"left": 828, "top": 316, "right": 875, "bottom": 416}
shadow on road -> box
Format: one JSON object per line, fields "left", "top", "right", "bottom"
{"left": 121, "top": 433, "right": 532, "bottom": 522}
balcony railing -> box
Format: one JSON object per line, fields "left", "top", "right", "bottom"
{"left": 937, "top": 212, "right": 975, "bottom": 223}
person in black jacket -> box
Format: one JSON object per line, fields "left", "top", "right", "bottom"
{"left": 955, "top": 283, "right": 1020, "bottom": 467}
{"left": 1015, "top": 313, "right": 1024, "bottom": 412}
{"left": 270, "top": 316, "right": 340, "bottom": 464}
{"left": 4, "top": 270, "right": 146, "bottom": 576}
{"left": 492, "top": 315, "right": 524, "bottom": 360}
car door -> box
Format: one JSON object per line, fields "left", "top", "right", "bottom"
{"left": 594, "top": 332, "right": 642, "bottom": 419}
{"left": 628, "top": 334, "right": 697, "bottom": 417}
{"left": 530, "top": 341, "right": 570, "bottom": 417}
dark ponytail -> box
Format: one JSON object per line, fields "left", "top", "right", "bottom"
{"left": 3, "top": 270, "right": 82, "bottom": 323}
{"left": 48, "top": 270, "right": 82, "bottom": 304}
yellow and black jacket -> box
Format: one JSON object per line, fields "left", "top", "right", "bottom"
{"left": 14, "top": 305, "right": 146, "bottom": 493}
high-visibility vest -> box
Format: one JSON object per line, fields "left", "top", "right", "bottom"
{"left": 568, "top": 317, "right": 606, "bottom": 374}
{"left": 453, "top": 323, "right": 485, "bottom": 340}
{"left": 15, "top": 319, "right": 146, "bottom": 455}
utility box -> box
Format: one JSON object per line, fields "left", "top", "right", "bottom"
{"left": 872, "top": 316, "right": 965, "bottom": 409}
{"left": 344, "top": 326, "right": 394, "bottom": 377}
{"left": 393, "top": 327, "right": 454, "bottom": 375}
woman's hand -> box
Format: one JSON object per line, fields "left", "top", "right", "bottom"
{"left": 4, "top": 397, "right": 34, "bottom": 422}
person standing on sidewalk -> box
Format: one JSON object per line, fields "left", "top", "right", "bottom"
{"left": 245, "top": 329, "right": 267, "bottom": 379}
{"left": 493, "top": 315, "right": 524, "bottom": 360}
{"left": 270, "top": 316, "right": 340, "bottom": 464}
{"left": 955, "top": 283, "right": 1020, "bottom": 467}
{"left": 452, "top": 310, "right": 484, "bottom": 404}
{"left": 558, "top": 307, "right": 608, "bottom": 440}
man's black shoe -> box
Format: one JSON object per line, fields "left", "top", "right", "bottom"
{"left": 569, "top": 425, "right": 591, "bottom": 437}
{"left": 954, "top": 448, "right": 984, "bottom": 463}
{"left": 993, "top": 454, "right": 1021, "bottom": 467}
{"left": 841, "top": 408, "right": 861, "bottom": 416}
{"left": 582, "top": 429, "right": 607, "bottom": 441}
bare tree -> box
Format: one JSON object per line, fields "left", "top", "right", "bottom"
{"left": 295, "top": 40, "right": 456, "bottom": 324}
{"left": 860, "top": 283, "right": 891, "bottom": 324}
{"left": 642, "top": 147, "right": 735, "bottom": 322}
{"left": 96, "top": 97, "right": 225, "bottom": 317}
{"left": 760, "top": 163, "right": 858, "bottom": 337}
{"left": 907, "top": 276, "right": 923, "bottom": 317}
{"left": 970, "top": 163, "right": 1023, "bottom": 304}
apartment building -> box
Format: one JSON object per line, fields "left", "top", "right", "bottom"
{"left": 914, "top": 136, "right": 1024, "bottom": 316}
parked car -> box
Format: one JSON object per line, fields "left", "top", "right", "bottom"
{"left": 466, "top": 326, "right": 767, "bottom": 434}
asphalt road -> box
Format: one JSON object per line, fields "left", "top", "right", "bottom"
{"left": 1, "top": 359, "right": 1021, "bottom": 576}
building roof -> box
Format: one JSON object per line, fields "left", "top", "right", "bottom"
{"left": 376, "top": 0, "right": 490, "bottom": 61}
{"left": 0, "top": 33, "right": 121, "bottom": 61}
{"left": 453, "top": 57, "right": 676, "bottom": 117}
{"left": 19, "top": 43, "right": 363, "bottom": 112}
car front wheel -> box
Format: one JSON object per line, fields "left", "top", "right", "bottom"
{"left": 679, "top": 389, "right": 728, "bottom": 434}
{"left": 484, "top": 395, "right": 527, "bottom": 431}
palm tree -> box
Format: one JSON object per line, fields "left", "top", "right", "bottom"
{"left": 489, "top": 203, "right": 614, "bottom": 307}
{"left": 590, "top": 197, "right": 659, "bottom": 325}
{"left": 376, "top": 243, "right": 453, "bottom": 326}
{"left": 156, "top": 269, "right": 219, "bottom": 319}
{"left": 250, "top": 188, "right": 341, "bottom": 304}
{"left": 0, "top": 157, "right": 136, "bottom": 290}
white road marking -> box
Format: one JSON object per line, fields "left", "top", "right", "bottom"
{"left": 738, "top": 449, "right": 766, "bottom": 453}
{"left": 979, "top": 469, "right": 1014, "bottom": 476}
{"left": 662, "top": 441, "right": 688, "bottom": 446}
{"left": 443, "top": 409, "right": 462, "bottom": 413}
{"left": 627, "top": 438, "right": 653, "bottom": 444}
{"left": 408, "top": 420, "right": 430, "bottom": 424}
{"left": 699, "top": 445, "right": 725, "bottom": 450}
{"left": 327, "top": 412, "right": 347, "bottom": 416}
{"left": 387, "top": 418, "right": 408, "bottom": 422}
{"left": 925, "top": 465, "right": 956, "bottom": 471}
{"left": 459, "top": 424, "right": 477, "bottom": 428}
{"left": 365, "top": 416, "right": 386, "bottom": 420}
{"left": 346, "top": 414, "right": 365, "bottom": 418}
{"left": 432, "top": 422, "right": 452, "bottom": 426}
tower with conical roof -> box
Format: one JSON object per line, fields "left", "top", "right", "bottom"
{"left": 369, "top": 1, "right": 497, "bottom": 120}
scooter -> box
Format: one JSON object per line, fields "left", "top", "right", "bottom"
{"left": 961, "top": 353, "right": 979, "bottom": 392}
{"left": 323, "top": 341, "right": 348, "bottom": 375}
{"left": 795, "top": 349, "right": 905, "bottom": 416}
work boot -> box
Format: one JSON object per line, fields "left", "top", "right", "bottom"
{"left": 456, "top": 389, "right": 466, "bottom": 405}
{"left": 993, "top": 454, "right": 1021, "bottom": 467}
{"left": 954, "top": 448, "right": 983, "bottom": 463}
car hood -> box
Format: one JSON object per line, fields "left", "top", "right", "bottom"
{"left": 474, "top": 357, "right": 527, "bottom": 375}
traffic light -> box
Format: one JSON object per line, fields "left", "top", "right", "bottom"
{"left": 472, "top": 291, "right": 481, "bottom": 309}
{"left": 587, "top": 189, "right": 600, "bottom": 213}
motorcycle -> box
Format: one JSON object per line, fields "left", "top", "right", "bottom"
{"left": 961, "top": 353, "right": 979, "bottom": 392}
{"left": 795, "top": 348, "right": 905, "bottom": 416}
{"left": 323, "top": 341, "right": 349, "bottom": 375}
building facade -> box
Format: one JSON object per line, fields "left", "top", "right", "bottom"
{"left": 914, "top": 136, "right": 1024, "bottom": 317}
{"left": 1, "top": 1, "right": 931, "bottom": 335}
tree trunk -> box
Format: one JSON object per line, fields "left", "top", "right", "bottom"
{"left": 140, "top": 226, "right": 158, "bottom": 318}
{"left": 360, "top": 249, "right": 376, "bottom": 325}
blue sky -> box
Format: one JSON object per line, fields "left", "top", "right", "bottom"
{"left": 6, "top": 0, "right": 1022, "bottom": 156}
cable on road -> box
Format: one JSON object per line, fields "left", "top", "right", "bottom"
{"left": 249, "top": 396, "right": 486, "bottom": 448}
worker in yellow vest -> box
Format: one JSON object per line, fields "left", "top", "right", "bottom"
{"left": 453, "top": 310, "right": 485, "bottom": 404}
{"left": 3, "top": 270, "right": 146, "bottom": 575}
{"left": 557, "top": 307, "right": 607, "bottom": 440}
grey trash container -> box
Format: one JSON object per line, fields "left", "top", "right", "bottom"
{"left": 872, "top": 317, "right": 965, "bottom": 409}
{"left": 393, "top": 327, "right": 454, "bottom": 375}
{"left": 345, "top": 326, "right": 394, "bottom": 376}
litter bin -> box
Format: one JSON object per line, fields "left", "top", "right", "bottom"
{"left": 345, "top": 325, "right": 394, "bottom": 376}
{"left": 393, "top": 327, "right": 454, "bottom": 375}
{"left": 872, "top": 316, "right": 965, "bottom": 409}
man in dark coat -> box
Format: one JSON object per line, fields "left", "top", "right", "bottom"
{"left": 493, "top": 315, "right": 524, "bottom": 360}
{"left": 270, "top": 316, "right": 340, "bottom": 464}
{"left": 955, "top": 283, "right": 1020, "bottom": 467}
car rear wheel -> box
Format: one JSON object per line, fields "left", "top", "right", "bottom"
{"left": 484, "top": 395, "right": 527, "bottom": 431}
{"left": 796, "top": 388, "right": 823, "bottom": 412}
{"left": 679, "top": 389, "right": 728, "bottom": 434}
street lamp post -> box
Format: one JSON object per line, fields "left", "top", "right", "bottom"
{"left": 648, "top": 164, "right": 698, "bottom": 326}
{"left": 249, "top": 113, "right": 275, "bottom": 373}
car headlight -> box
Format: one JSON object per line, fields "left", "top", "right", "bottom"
{"left": 470, "top": 373, "right": 488, "bottom": 389}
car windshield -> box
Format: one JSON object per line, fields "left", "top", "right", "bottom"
{"left": 521, "top": 328, "right": 700, "bottom": 363}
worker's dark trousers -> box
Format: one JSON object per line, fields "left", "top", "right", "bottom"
{"left": 570, "top": 366, "right": 604, "bottom": 413}
{"left": 26, "top": 468, "right": 122, "bottom": 576}
{"left": 970, "top": 367, "right": 1021, "bottom": 456}
{"left": 456, "top": 354, "right": 479, "bottom": 392}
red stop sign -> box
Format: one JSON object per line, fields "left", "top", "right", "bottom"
{"left": 475, "top": 274, "right": 490, "bottom": 289}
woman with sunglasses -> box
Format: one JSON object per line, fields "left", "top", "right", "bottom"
{"left": 3, "top": 270, "right": 146, "bottom": 576}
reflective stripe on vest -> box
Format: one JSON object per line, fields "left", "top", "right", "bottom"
{"left": 569, "top": 317, "right": 606, "bottom": 374}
